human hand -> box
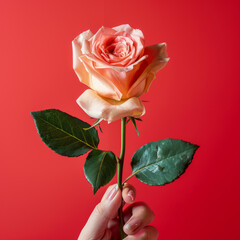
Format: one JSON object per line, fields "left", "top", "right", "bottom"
{"left": 78, "top": 184, "right": 158, "bottom": 240}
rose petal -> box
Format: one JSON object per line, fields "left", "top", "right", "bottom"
{"left": 113, "top": 24, "right": 145, "bottom": 59}
{"left": 77, "top": 89, "right": 145, "bottom": 123}
{"left": 127, "top": 43, "right": 169, "bottom": 98}
{"left": 90, "top": 54, "right": 147, "bottom": 73}
{"left": 89, "top": 25, "right": 144, "bottom": 68}
{"left": 72, "top": 30, "right": 93, "bottom": 85}
{"left": 143, "top": 43, "right": 169, "bottom": 92}
{"left": 79, "top": 53, "right": 148, "bottom": 100}
{"left": 79, "top": 55, "right": 123, "bottom": 100}
{"left": 90, "top": 26, "right": 117, "bottom": 49}
{"left": 113, "top": 24, "right": 144, "bottom": 41}
{"left": 91, "top": 55, "right": 148, "bottom": 98}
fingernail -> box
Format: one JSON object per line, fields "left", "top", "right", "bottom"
{"left": 108, "top": 185, "right": 118, "bottom": 200}
{"left": 127, "top": 189, "right": 135, "bottom": 202}
{"left": 124, "top": 218, "right": 141, "bottom": 232}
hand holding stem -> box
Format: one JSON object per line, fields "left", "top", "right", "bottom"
{"left": 78, "top": 184, "right": 158, "bottom": 240}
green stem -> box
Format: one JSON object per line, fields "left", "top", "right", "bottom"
{"left": 117, "top": 117, "right": 127, "bottom": 239}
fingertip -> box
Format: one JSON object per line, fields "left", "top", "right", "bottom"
{"left": 123, "top": 217, "right": 141, "bottom": 235}
{"left": 107, "top": 184, "right": 119, "bottom": 201}
{"left": 122, "top": 183, "right": 136, "bottom": 204}
{"left": 101, "top": 184, "right": 119, "bottom": 202}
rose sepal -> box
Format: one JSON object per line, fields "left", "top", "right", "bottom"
{"left": 127, "top": 116, "right": 140, "bottom": 136}
{"left": 83, "top": 118, "right": 103, "bottom": 131}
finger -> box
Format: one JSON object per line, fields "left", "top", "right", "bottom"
{"left": 123, "top": 202, "right": 154, "bottom": 227}
{"left": 106, "top": 183, "right": 137, "bottom": 222}
{"left": 78, "top": 184, "right": 121, "bottom": 240}
{"left": 122, "top": 183, "right": 136, "bottom": 204}
{"left": 101, "top": 184, "right": 119, "bottom": 202}
{"left": 107, "top": 219, "right": 121, "bottom": 240}
{"left": 106, "top": 184, "right": 136, "bottom": 238}
{"left": 101, "top": 228, "right": 112, "bottom": 240}
{"left": 124, "top": 226, "right": 159, "bottom": 240}
{"left": 123, "top": 202, "right": 155, "bottom": 236}
{"left": 102, "top": 183, "right": 136, "bottom": 223}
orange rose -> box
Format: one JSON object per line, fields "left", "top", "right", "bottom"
{"left": 72, "top": 24, "right": 169, "bottom": 123}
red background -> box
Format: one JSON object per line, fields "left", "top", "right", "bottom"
{"left": 1, "top": 0, "right": 240, "bottom": 239}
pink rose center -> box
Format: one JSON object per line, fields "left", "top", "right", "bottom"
{"left": 100, "top": 36, "right": 133, "bottom": 63}
{"left": 106, "top": 42, "right": 128, "bottom": 58}
{"left": 91, "top": 32, "right": 139, "bottom": 67}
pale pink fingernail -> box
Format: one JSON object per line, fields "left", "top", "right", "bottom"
{"left": 108, "top": 185, "right": 118, "bottom": 200}
{"left": 124, "top": 218, "right": 141, "bottom": 232}
{"left": 127, "top": 189, "right": 135, "bottom": 202}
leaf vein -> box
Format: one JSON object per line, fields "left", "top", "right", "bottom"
{"left": 95, "top": 152, "right": 108, "bottom": 188}
{"left": 133, "top": 148, "right": 194, "bottom": 177}
{"left": 37, "top": 116, "right": 97, "bottom": 150}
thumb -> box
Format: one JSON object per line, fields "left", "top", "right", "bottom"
{"left": 78, "top": 185, "right": 121, "bottom": 240}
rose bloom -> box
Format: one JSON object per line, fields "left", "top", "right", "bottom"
{"left": 73, "top": 24, "right": 169, "bottom": 123}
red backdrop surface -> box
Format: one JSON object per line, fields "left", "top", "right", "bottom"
{"left": 1, "top": 0, "right": 240, "bottom": 239}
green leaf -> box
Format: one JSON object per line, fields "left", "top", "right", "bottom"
{"left": 130, "top": 139, "right": 199, "bottom": 185}
{"left": 129, "top": 117, "right": 140, "bottom": 136}
{"left": 84, "top": 150, "right": 117, "bottom": 194}
{"left": 31, "top": 109, "right": 99, "bottom": 157}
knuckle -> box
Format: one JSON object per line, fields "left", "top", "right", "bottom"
{"left": 95, "top": 203, "right": 105, "bottom": 216}
{"left": 94, "top": 203, "right": 110, "bottom": 222}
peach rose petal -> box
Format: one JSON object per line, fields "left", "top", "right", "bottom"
{"left": 143, "top": 43, "right": 169, "bottom": 92}
{"left": 127, "top": 43, "right": 169, "bottom": 98}
{"left": 72, "top": 30, "right": 93, "bottom": 86}
{"left": 90, "top": 26, "right": 117, "bottom": 50}
{"left": 113, "top": 24, "right": 145, "bottom": 58}
{"left": 79, "top": 55, "right": 123, "bottom": 101}
{"left": 92, "top": 54, "right": 148, "bottom": 72}
{"left": 79, "top": 54, "right": 147, "bottom": 100}
{"left": 76, "top": 89, "right": 145, "bottom": 123}
{"left": 92, "top": 55, "right": 148, "bottom": 97}
{"left": 112, "top": 24, "right": 144, "bottom": 42}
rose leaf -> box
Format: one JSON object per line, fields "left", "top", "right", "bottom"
{"left": 84, "top": 150, "right": 117, "bottom": 194}
{"left": 31, "top": 109, "right": 99, "bottom": 157}
{"left": 128, "top": 139, "right": 199, "bottom": 185}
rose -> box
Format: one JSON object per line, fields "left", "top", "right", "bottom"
{"left": 72, "top": 24, "right": 169, "bottom": 123}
